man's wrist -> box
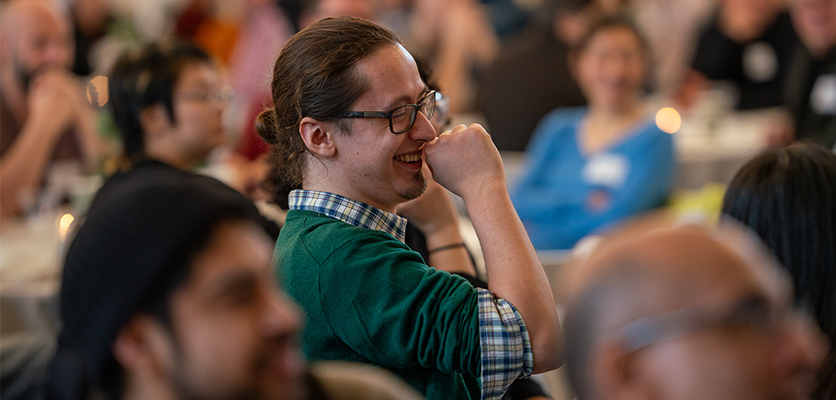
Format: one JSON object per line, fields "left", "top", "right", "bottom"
{"left": 424, "top": 223, "right": 464, "bottom": 250}
{"left": 461, "top": 180, "right": 509, "bottom": 211}
{"left": 427, "top": 242, "right": 467, "bottom": 254}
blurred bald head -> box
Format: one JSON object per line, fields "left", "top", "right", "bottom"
{"left": 562, "top": 220, "right": 825, "bottom": 400}
{"left": 0, "top": 0, "right": 73, "bottom": 91}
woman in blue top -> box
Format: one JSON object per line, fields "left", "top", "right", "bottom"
{"left": 511, "top": 17, "right": 675, "bottom": 250}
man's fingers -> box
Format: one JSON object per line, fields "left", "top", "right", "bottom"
{"left": 450, "top": 124, "right": 468, "bottom": 134}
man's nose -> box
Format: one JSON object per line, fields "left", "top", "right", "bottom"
{"left": 409, "top": 110, "right": 438, "bottom": 141}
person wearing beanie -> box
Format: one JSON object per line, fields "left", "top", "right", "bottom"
{"left": 49, "top": 168, "right": 423, "bottom": 400}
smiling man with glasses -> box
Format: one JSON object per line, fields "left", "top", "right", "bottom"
{"left": 254, "top": 17, "right": 562, "bottom": 400}
{"left": 561, "top": 220, "right": 826, "bottom": 400}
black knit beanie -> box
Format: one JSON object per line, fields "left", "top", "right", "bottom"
{"left": 55, "top": 166, "right": 263, "bottom": 393}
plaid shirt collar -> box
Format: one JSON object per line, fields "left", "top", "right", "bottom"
{"left": 288, "top": 189, "right": 407, "bottom": 243}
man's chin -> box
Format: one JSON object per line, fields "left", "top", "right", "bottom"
{"left": 398, "top": 172, "right": 427, "bottom": 202}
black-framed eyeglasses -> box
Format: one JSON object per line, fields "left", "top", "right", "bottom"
{"left": 335, "top": 90, "right": 440, "bottom": 134}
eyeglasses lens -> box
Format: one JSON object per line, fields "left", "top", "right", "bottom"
{"left": 391, "top": 91, "right": 438, "bottom": 134}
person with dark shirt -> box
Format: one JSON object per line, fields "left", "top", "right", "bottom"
{"left": 785, "top": 0, "right": 836, "bottom": 148}
{"left": 686, "top": 0, "right": 799, "bottom": 110}
{"left": 477, "top": 0, "right": 598, "bottom": 152}
{"left": 106, "top": 40, "right": 280, "bottom": 237}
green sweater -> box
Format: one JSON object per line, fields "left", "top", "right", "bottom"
{"left": 276, "top": 210, "right": 482, "bottom": 399}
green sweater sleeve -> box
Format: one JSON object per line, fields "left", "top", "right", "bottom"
{"left": 278, "top": 211, "right": 482, "bottom": 377}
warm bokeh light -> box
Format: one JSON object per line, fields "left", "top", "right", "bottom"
{"left": 655, "top": 107, "right": 681, "bottom": 134}
{"left": 87, "top": 76, "right": 109, "bottom": 107}
{"left": 58, "top": 213, "right": 75, "bottom": 241}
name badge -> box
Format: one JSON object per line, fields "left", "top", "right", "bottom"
{"left": 810, "top": 74, "right": 836, "bottom": 115}
{"left": 582, "top": 153, "right": 629, "bottom": 188}
{"left": 743, "top": 42, "right": 778, "bottom": 83}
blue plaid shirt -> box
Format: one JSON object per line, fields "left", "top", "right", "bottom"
{"left": 289, "top": 189, "right": 534, "bottom": 400}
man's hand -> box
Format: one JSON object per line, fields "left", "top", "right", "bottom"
{"left": 1, "top": 69, "right": 105, "bottom": 217}
{"left": 423, "top": 124, "right": 505, "bottom": 200}
{"left": 32, "top": 69, "right": 107, "bottom": 170}
{"left": 27, "top": 69, "right": 85, "bottom": 138}
{"left": 426, "top": 124, "right": 563, "bottom": 373}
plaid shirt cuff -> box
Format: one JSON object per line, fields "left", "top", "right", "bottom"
{"left": 477, "top": 288, "right": 534, "bottom": 400}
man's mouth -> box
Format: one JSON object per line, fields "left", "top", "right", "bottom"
{"left": 257, "top": 339, "right": 305, "bottom": 380}
{"left": 394, "top": 152, "right": 421, "bottom": 163}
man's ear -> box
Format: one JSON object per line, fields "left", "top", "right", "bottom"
{"left": 299, "top": 117, "right": 336, "bottom": 157}
{"left": 112, "top": 314, "right": 175, "bottom": 379}
{"left": 139, "top": 105, "right": 173, "bottom": 141}
{"left": 589, "top": 338, "right": 659, "bottom": 400}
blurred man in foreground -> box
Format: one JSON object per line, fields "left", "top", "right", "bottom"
{"left": 561, "top": 219, "right": 827, "bottom": 400}
{"left": 49, "top": 168, "right": 421, "bottom": 400}
{"left": 0, "top": 0, "right": 104, "bottom": 217}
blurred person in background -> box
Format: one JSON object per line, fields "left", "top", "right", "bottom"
{"left": 107, "top": 40, "right": 272, "bottom": 203}
{"left": 625, "top": 0, "right": 713, "bottom": 97}
{"left": 786, "top": 0, "right": 836, "bottom": 148}
{"left": 234, "top": 0, "right": 375, "bottom": 166}
{"left": 722, "top": 142, "right": 836, "bottom": 399}
{"left": 679, "top": 0, "right": 799, "bottom": 110}
{"left": 173, "top": 0, "right": 293, "bottom": 179}
{"left": 510, "top": 17, "right": 675, "bottom": 250}
{"left": 477, "top": 0, "right": 599, "bottom": 152}
{"left": 108, "top": 41, "right": 225, "bottom": 172}
{"left": 226, "top": 0, "right": 293, "bottom": 144}
{"left": 560, "top": 221, "right": 827, "bottom": 400}
{"left": 0, "top": 0, "right": 106, "bottom": 218}
{"left": 70, "top": 0, "right": 113, "bottom": 77}
{"left": 297, "top": 0, "right": 376, "bottom": 28}
{"left": 48, "top": 169, "right": 422, "bottom": 400}
{"left": 223, "top": 0, "right": 294, "bottom": 198}
{"left": 407, "top": 0, "right": 500, "bottom": 114}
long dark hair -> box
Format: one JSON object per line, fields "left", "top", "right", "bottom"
{"left": 722, "top": 142, "right": 836, "bottom": 398}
